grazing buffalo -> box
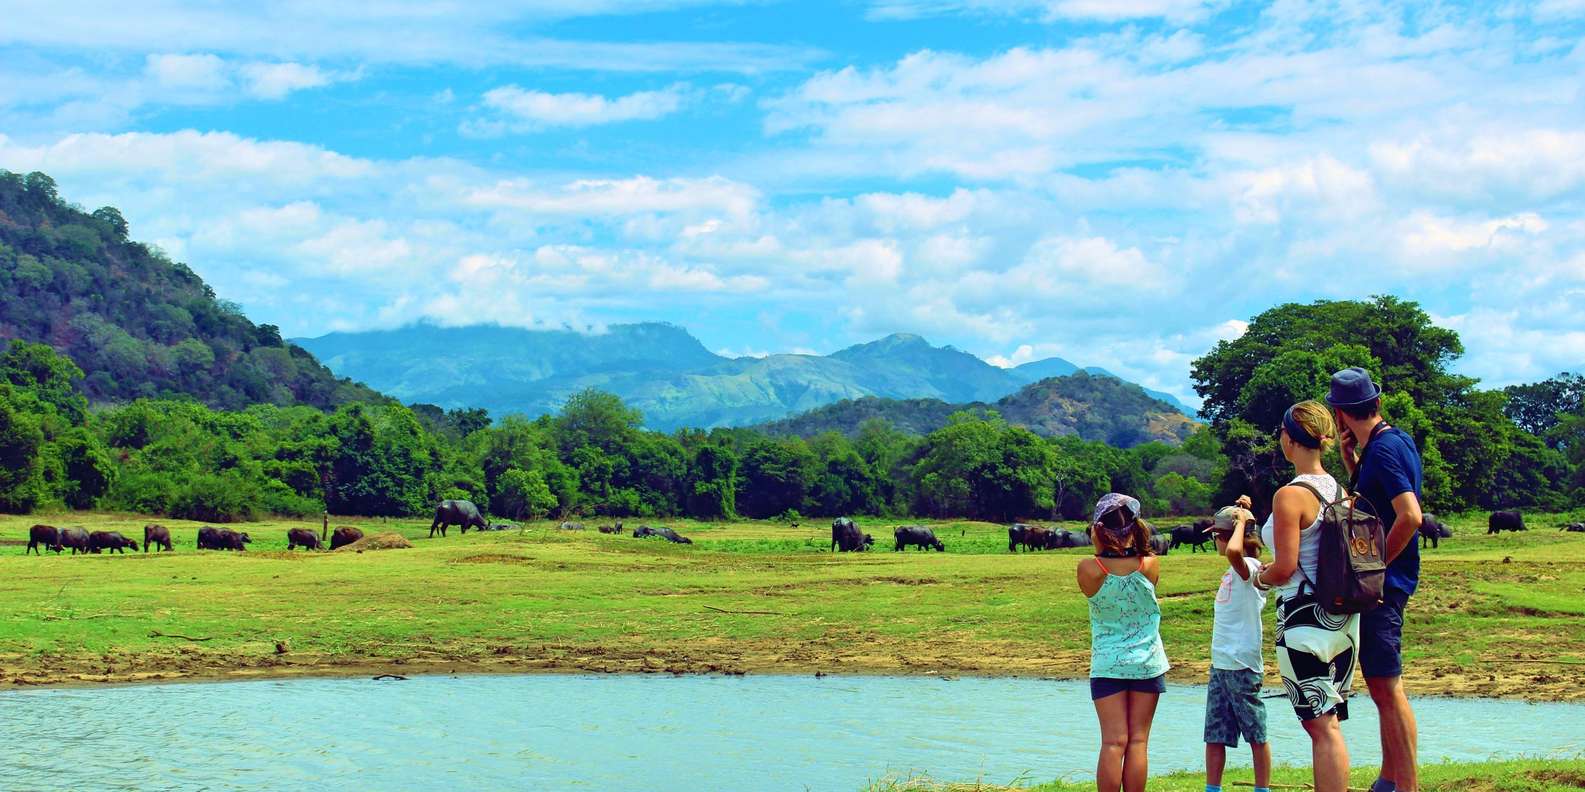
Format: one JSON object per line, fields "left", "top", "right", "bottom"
{"left": 1169, "top": 524, "right": 1212, "bottom": 553}
{"left": 830, "top": 517, "right": 873, "bottom": 552}
{"left": 430, "top": 499, "right": 487, "bottom": 538}
{"left": 1488, "top": 510, "right": 1526, "bottom": 534}
{"left": 558, "top": 521, "right": 586, "bottom": 531}
{"left": 598, "top": 522, "right": 625, "bottom": 534}
{"left": 198, "top": 526, "right": 251, "bottom": 551}
{"left": 1009, "top": 523, "right": 1054, "bottom": 552}
{"left": 485, "top": 522, "right": 514, "bottom": 532}
{"left": 89, "top": 531, "right": 138, "bottom": 554}
{"left": 27, "top": 524, "right": 61, "bottom": 555}
{"left": 287, "top": 528, "right": 323, "bottom": 551}
{"left": 1149, "top": 535, "right": 1171, "bottom": 556}
{"left": 1419, "top": 514, "right": 1452, "bottom": 548}
{"left": 893, "top": 525, "right": 944, "bottom": 552}
{"left": 330, "top": 526, "right": 364, "bottom": 550}
{"left": 143, "top": 524, "right": 173, "bottom": 553}
{"left": 633, "top": 525, "right": 692, "bottom": 544}
{"left": 1562, "top": 522, "right": 1585, "bottom": 533}
{"left": 59, "top": 527, "right": 91, "bottom": 555}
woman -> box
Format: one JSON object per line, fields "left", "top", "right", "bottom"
{"left": 1078, "top": 493, "right": 1168, "bottom": 792}
{"left": 1252, "top": 400, "right": 1358, "bottom": 792}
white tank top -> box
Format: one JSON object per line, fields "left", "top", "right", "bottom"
{"left": 1259, "top": 472, "right": 1340, "bottom": 598}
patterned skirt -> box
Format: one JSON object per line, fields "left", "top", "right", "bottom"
{"left": 1274, "top": 591, "right": 1360, "bottom": 722}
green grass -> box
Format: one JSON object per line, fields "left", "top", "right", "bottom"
{"left": 863, "top": 757, "right": 1585, "bottom": 791}
{"left": 0, "top": 510, "right": 1582, "bottom": 696}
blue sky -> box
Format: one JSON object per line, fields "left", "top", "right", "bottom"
{"left": 2, "top": 0, "right": 1584, "bottom": 406}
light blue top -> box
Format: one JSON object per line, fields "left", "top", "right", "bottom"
{"left": 1087, "top": 565, "right": 1171, "bottom": 680}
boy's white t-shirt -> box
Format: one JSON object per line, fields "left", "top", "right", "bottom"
{"left": 1211, "top": 557, "right": 1267, "bottom": 672}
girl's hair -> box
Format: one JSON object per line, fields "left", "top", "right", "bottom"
{"left": 1287, "top": 400, "right": 1337, "bottom": 452}
{"left": 1092, "top": 506, "right": 1154, "bottom": 557}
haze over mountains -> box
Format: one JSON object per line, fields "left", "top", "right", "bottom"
{"left": 296, "top": 322, "right": 1194, "bottom": 432}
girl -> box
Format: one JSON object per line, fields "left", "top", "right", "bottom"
{"left": 1078, "top": 493, "right": 1168, "bottom": 792}
{"left": 1252, "top": 400, "right": 1359, "bottom": 792}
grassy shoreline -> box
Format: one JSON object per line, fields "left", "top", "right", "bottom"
{"left": 2, "top": 510, "right": 1582, "bottom": 699}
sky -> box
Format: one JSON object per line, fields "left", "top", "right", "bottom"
{"left": 2, "top": 0, "right": 1583, "bottom": 407}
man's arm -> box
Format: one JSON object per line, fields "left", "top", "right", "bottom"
{"left": 1385, "top": 490, "right": 1422, "bottom": 563}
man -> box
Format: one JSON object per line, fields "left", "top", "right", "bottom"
{"left": 1327, "top": 367, "right": 1423, "bottom": 792}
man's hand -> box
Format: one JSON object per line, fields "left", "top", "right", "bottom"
{"left": 1338, "top": 421, "right": 1359, "bottom": 475}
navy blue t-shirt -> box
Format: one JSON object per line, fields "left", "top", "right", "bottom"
{"left": 1353, "top": 426, "right": 1423, "bottom": 596}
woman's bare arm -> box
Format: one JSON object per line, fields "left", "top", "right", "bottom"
{"left": 1257, "top": 487, "right": 1304, "bottom": 588}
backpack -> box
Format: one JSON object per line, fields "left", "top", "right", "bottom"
{"left": 1291, "top": 478, "right": 1386, "bottom": 615}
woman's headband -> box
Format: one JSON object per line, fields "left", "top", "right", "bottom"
{"left": 1282, "top": 404, "right": 1321, "bottom": 449}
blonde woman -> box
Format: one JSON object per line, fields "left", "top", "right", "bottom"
{"left": 1252, "top": 401, "right": 1358, "bottom": 792}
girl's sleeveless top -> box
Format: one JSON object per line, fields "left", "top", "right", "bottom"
{"left": 1259, "top": 472, "right": 1341, "bottom": 599}
{"left": 1087, "top": 562, "right": 1171, "bottom": 679}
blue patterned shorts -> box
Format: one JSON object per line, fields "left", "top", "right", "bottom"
{"left": 1204, "top": 667, "right": 1267, "bottom": 747}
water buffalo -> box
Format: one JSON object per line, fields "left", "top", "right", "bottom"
{"left": 633, "top": 525, "right": 692, "bottom": 544}
{"left": 558, "top": 521, "right": 586, "bottom": 531}
{"left": 89, "top": 531, "right": 138, "bottom": 554}
{"left": 287, "top": 528, "right": 323, "bottom": 551}
{"left": 59, "top": 527, "right": 91, "bottom": 555}
{"left": 598, "top": 522, "right": 625, "bottom": 534}
{"left": 330, "top": 526, "right": 364, "bottom": 550}
{"left": 1419, "top": 514, "right": 1452, "bottom": 548}
{"left": 830, "top": 518, "right": 873, "bottom": 552}
{"left": 27, "top": 524, "right": 61, "bottom": 555}
{"left": 1562, "top": 522, "right": 1585, "bottom": 533}
{"left": 1009, "top": 523, "right": 1053, "bottom": 552}
{"left": 1149, "top": 535, "right": 1171, "bottom": 556}
{"left": 1047, "top": 528, "right": 1089, "bottom": 549}
{"left": 197, "top": 526, "right": 250, "bottom": 551}
{"left": 894, "top": 525, "right": 944, "bottom": 552}
{"left": 1488, "top": 510, "right": 1526, "bottom": 534}
{"left": 430, "top": 499, "right": 487, "bottom": 538}
{"left": 1169, "top": 524, "right": 1212, "bottom": 553}
{"left": 144, "top": 524, "right": 173, "bottom": 553}
{"left": 485, "top": 522, "right": 515, "bottom": 532}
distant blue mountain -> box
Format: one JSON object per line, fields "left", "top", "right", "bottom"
{"left": 295, "top": 322, "right": 1195, "bottom": 430}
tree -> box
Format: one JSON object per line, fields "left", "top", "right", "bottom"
{"left": 495, "top": 467, "right": 557, "bottom": 520}
{"left": 686, "top": 441, "right": 738, "bottom": 519}
{"left": 0, "top": 384, "right": 46, "bottom": 512}
{"left": 1504, "top": 373, "right": 1585, "bottom": 439}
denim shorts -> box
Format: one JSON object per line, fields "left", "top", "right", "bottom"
{"left": 1090, "top": 674, "right": 1166, "bottom": 700}
{"left": 1204, "top": 668, "right": 1268, "bottom": 747}
{"left": 1360, "top": 587, "right": 1410, "bottom": 678}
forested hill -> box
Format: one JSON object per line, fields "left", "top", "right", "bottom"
{"left": 758, "top": 371, "right": 1198, "bottom": 447}
{"left": 0, "top": 171, "right": 384, "bottom": 410}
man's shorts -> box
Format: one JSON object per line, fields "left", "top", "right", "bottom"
{"left": 1360, "top": 587, "right": 1410, "bottom": 678}
{"left": 1204, "top": 667, "right": 1268, "bottom": 747}
{"left": 1090, "top": 674, "right": 1166, "bottom": 700}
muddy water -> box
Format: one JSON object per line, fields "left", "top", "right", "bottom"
{"left": 3, "top": 674, "right": 1582, "bottom": 790}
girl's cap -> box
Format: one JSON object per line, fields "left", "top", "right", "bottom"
{"left": 1091, "top": 493, "right": 1140, "bottom": 526}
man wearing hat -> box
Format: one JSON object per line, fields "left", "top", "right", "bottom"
{"left": 1328, "top": 367, "right": 1425, "bottom": 792}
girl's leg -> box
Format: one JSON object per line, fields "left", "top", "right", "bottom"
{"left": 1205, "top": 743, "right": 1226, "bottom": 788}
{"left": 1300, "top": 713, "right": 1350, "bottom": 792}
{"left": 1094, "top": 692, "right": 1129, "bottom": 792}
{"left": 1122, "top": 691, "right": 1160, "bottom": 792}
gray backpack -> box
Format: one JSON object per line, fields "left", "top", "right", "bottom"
{"left": 1292, "top": 480, "right": 1386, "bottom": 615}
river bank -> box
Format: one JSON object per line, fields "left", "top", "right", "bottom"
{"left": 3, "top": 511, "right": 1582, "bottom": 700}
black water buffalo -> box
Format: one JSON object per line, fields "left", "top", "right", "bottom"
{"left": 1562, "top": 522, "right": 1585, "bottom": 533}
{"left": 1048, "top": 528, "right": 1089, "bottom": 549}
{"left": 287, "top": 528, "right": 323, "bottom": 551}
{"left": 1419, "top": 514, "right": 1452, "bottom": 548}
{"left": 89, "top": 531, "right": 138, "bottom": 554}
{"left": 1009, "top": 523, "right": 1054, "bottom": 552}
{"left": 429, "top": 499, "right": 487, "bottom": 538}
{"left": 197, "top": 526, "right": 251, "bottom": 551}
{"left": 1488, "top": 510, "right": 1526, "bottom": 534}
{"left": 59, "top": 527, "right": 91, "bottom": 555}
{"left": 830, "top": 518, "right": 873, "bottom": 552}
{"left": 27, "top": 524, "right": 61, "bottom": 555}
{"left": 485, "top": 522, "right": 514, "bottom": 532}
{"left": 893, "top": 525, "right": 944, "bottom": 552}
{"left": 330, "top": 526, "right": 363, "bottom": 550}
{"left": 144, "top": 524, "right": 173, "bottom": 553}
{"left": 1149, "top": 535, "right": 1171, "bottom": 556}
{"left": 598, "top": 522, "right": 625, "bottom": 534}
{"left": 1169, "top": 524, "right": 1212, "bottom": 553}
{"left": 633, "top": 525, "right": 691, "bottom": 544}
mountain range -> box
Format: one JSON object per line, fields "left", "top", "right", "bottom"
{"left": 295, "top": 322, "right": 1195, "bottom": 432}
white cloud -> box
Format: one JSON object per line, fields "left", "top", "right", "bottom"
{"left": 468, "top": 85, "right": 686, "bottom": 132}
{"left": 867, "top": 0, "right": 1219, "bottom": 23}
{"left": 1399, "top": 211, "right": 1549, "bottom": 257}
{"left": 465, "top": 176, "right": 759, "bottom": 219}
{"left": 144, "top": 53, "right": 228, "bottom": 91}
{"left": 239, "top": 62, "right": 335, "bottom": 100}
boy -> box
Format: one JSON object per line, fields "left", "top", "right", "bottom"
{"left": 1205, "top": 502, "right": 1272, "bottom": 792}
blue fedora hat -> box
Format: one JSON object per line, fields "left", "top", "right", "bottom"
{"left": 1325, "top": 366, "right": 1382, "bottom": 407}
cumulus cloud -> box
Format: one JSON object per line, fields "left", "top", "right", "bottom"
{"left": 239, "top": 62, "right": 337, "bottom": 100}
{"left": 145, "top": 53, "right": 228, "bottom": 91}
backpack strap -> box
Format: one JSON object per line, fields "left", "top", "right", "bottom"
{"left": 1284, "top": 479, "right": 1332, "bottom": 591}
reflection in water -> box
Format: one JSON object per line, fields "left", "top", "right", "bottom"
{"left": 2, "top": 674, "right": 1581, "bottom": 791}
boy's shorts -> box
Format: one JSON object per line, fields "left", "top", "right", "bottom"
{"left": 1204, "top": 667, "right": 1267, "bottom": 747}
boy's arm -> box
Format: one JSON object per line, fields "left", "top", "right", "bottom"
{"left": 1225, "top": 511, "right": 1252, "bottom": 579}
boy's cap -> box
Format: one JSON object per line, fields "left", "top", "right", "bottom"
{"left": 1212, "top": 505, "right": 1248, "bottom": 533}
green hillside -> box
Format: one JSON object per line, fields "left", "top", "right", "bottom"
{"left": 0, "top": 170, "right": 383, "bottom": 410}
{"left": 759, "top": 371, "right": 1197, "bottom": 447}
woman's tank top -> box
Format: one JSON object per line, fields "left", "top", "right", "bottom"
{"left": 1087, "top": 559, "right": 1170, "bottom": 679}
{"left": 1259, "top": 472, "right": 1340, "bottom": 598}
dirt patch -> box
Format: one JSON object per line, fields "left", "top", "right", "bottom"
{"left": 335, "top": 533, "right": 412, "bottom": 552}
{"left": 453, "top": 554, "right": 537, "bottom": 565}
{"left": 1527, "top": 769, "right": 1585, "bottom": 788}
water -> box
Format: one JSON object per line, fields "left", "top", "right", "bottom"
{"left": 2, "top": 674, "right": 1581, "bottom": 791}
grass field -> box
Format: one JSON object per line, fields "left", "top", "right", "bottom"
{"left": 1, "top": 510, "right": 1583, "bottom": 697}
{"left": 865, "top": 758, "right": 1585, "bottom": 792}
